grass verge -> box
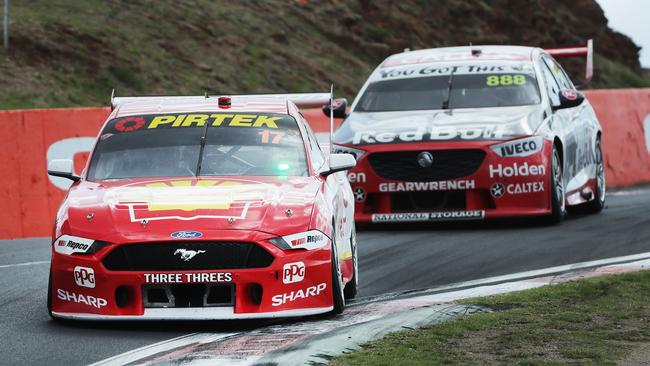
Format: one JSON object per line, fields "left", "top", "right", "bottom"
{"left": 331, "top": 270, "right": 650, "bottom": 365}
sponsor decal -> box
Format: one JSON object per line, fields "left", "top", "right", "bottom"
{"left": 171, "top": 230, "right": 203, "bottom": 239}
{"left": 114, "top": 117, "right": 145, "bottom": 132}
{"left": 490, "top": 183, "right": 505, "bottom": 198}
{"left": 353, "top": 125, "right": 510, "bottom": 145}
{"left": 54, "top": 235, "right": 94, "bottom": 255}
{"left": 113, "top": 178, "right": 264, "bottom": 223}
{"left": 347, "top": 172, "right": 366, "bottom": 184}
{"left": 489, "top": 162, "right": 546, "bottom": 178}
{"left": 147, "top": 113, "right": 282, "bottom": 129}
{"left": 379, "top": 180, "right": 475, "bottom": 192}
{"left": 57, "top": 289, "right": 107, "bottom": 309}
{"left": 73, "top": 266, "right": 95, "bottom": 289}
{"left": 144, "top": 272, "right": 232, "bottom": 284}
{"left": 507, "top": 182, "right": 544, "bottom": 195}
{"left": 491, "top": 182, "right": 544, "bottom": 198}
{"left": 174, "top": 249, "right": 206, "bottom": 261}
{"left": 271, "top": 282, "right": 326, "bottom": 306}
{"left": 371, "top": 210, "right": 484, "bottom": 223}
{"left": 282, "top": 262, "right": 306, "bottom": 284}
{"left": 491, "top": 136, "right": 543, "bottom": 158}
{"left": 378, "top": 64, "right": 533, "bottom": 80}
{"left": 506, "top": 182, "right": 544, "bottom": 194}
{"left": 417, "top": 151, "right": 434, "bottom": 168}
{"left": 290, "top": 234, "right": 325, "bottom": 248}
{"left": 353, "top": 187, "right": 366, "bottom": 202}
{"left": 281, "top": 230, "right": 328, "bottom": 250}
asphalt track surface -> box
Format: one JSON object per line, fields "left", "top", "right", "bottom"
{"left": 2, "top": 188, "right": 650, "bottom": 365}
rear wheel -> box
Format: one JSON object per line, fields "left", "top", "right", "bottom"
{"left": 548, "top": 146, "right": 566, "bottom": 224}
{"left": 584, "top": 139, "right": 606, "bottom": 213}
{"left": 330, "top": 226, "right": 345, "bottom": 315}
{"left": 344, "top": 224, "right": 358, "bottom": 300}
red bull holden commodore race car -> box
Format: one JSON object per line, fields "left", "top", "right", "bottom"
{"left": 332, "top": 41, "right": 605, "bottom": 224}
{"left": 46, "top": 93, "right": 358, "bottom": 320}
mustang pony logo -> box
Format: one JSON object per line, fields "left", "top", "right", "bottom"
{"left": 174, "top": 249, "right": 206, "bottom": 261}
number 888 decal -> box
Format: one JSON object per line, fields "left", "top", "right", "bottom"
{"left": 486, "top": 74, "right": 526, "bottom": 86}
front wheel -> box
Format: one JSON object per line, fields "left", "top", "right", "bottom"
{"left": 548, "top": 146, "right": 567, "bottom": 224}
{"left": 330, "top": 226, "right": 345, "bottom": 315}
{"left": 344, "top": 224, "right": 358, "bottom": 300}
{"left": 584, "top": 139, "right": 606, "bottom": 213}
{"left": 47, "top": 267, "right": 55, "bottom": 320}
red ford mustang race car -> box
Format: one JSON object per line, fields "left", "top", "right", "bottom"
{"left": 332, "top": 41, "right": 605, "bottom": 224}
{"left": 47, "top": 93, "right": 358, "bottom": 320}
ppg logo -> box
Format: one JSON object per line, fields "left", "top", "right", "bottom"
{"left": 74, "top": 266, "right": 96, "bottom": 288}
{"left": 282, "top": 262, "right": 305, "bottom": 284}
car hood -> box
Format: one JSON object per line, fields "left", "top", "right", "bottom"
{"left": 333, "top": 105, "right": 545, "bottom": 146}
{"left": 62, "top": 176, "right": 322, "bottom": 241}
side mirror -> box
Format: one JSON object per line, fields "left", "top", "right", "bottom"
{"left": 47, "top": 159, "right": 80, "bottom": 182}
{"left": 320, "top": 153, "right": 356, "bottom": 177}
{"left": 555, "top": 89, "right": 585, "bottom": 110}
{"left": 322, "top": 98, "right": 348, "bottom": 119}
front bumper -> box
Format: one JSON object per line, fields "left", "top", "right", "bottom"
{"left": 50, "top": 231, "right": 334, "bottom": 320}
{"left": 346, "top": 139, "right": 554, "bottom": 223}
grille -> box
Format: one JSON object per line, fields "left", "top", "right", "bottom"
{"left": 102, "top": 242, "right": 274, "bottom": 271}
{"left": 142, "top": 284, "right": 234, "bottom": 308}
{"left": 390, "top": 191, "right": 466, "bottom": 212}
{"left": 368, "top": 149, "right": 485, "bottom": 182}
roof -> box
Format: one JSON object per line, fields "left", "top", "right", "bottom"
{"left": 381, "top": 45, "right": 538, "bottom": 68}
{"left": 112, "top": 95, "right": 291, "bottom": 118}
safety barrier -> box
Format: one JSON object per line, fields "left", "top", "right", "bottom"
{"left": 1, "top": 89, "right": 649, "bottom": 239}
{"left": 583, "top": 89, "right": 650, "bottom": 187}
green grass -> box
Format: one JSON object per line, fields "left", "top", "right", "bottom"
{"left": 331, "top": 271, "right": 650, "bottom": 365}
{"left": 0, "top": 1, "right": 648, "bottom": 110}
{"left": 590, "top": 56, "right": 650, "bottom": 89}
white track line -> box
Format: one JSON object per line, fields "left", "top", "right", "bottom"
{"left": 0, "top": 260, "right": 49, "bottom": 269}
{"left": 360, "top": 250, "right": 650, "bottom": 304}
{"left": 607, "top": 188, "right": 650, "bottom": 196}
{"left": 91, "top": 250, "right": 650, "bottom": 366}
{"left": 89, "top": 332, "right": 238, "bottom": 366}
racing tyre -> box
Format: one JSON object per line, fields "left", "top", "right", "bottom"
{"left": 584, "top": 139, "right": 606, "bottom": 213}
{"left": 344, "top": 224, "right": 358, "bottom": 300}
{"left": 47, "top": 267, "right": 54, "bottom": 320}
{"left": 330, "top": 225, "right": 346, "bottom": 315}
{"left": 548, "top": 146, "right": 566, "bottom": 224}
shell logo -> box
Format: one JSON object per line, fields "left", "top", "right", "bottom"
{"left": 112, "top": 179, "right": 262, "bottom": 222}
{"left": 141, "top": 180, "right": 242, "bottom": 211}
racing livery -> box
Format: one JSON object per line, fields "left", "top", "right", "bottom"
{"left": 47, "top": 93, "right": 358, "bottom": 320}
{"left": 333, "top": 41, "right": 605, "bottom": 223}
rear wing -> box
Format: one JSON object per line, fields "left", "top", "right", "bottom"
{"left": 110, "top": 91, "right": 331, "bottom": 110}
{"left": 545, "top": 39, "right": 593, "bottom": 85}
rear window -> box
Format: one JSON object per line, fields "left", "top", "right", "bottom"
{"left": 356, "top": 63, "right": 541, "bottom": 111}
{"left": 87, "top": 112, "right": 308, "bottom": 180}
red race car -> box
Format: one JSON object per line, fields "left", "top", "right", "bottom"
{"left": 333, "top": 41, "right": 605, "bottom": 224}
{"left": 47, "top": 93, "right": 358, "bottom": 320}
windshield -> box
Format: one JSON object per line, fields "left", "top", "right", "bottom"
{"left": 356, "top": 63, "right": 541, "bottom": 112}
{"left": 87, "top": 112, "right": 308, "bottom": 180}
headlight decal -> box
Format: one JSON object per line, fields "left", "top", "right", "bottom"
{"left": 490, "top": 136, "right": 544, "bottom": 158}
{"left": 269, "top": 230, "right": 329, "bottom": 250}
{"left": 54, "top": 235, "right": 106, "bottom": 255}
